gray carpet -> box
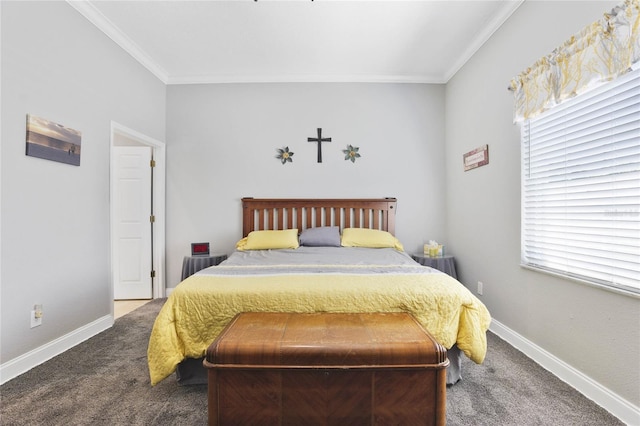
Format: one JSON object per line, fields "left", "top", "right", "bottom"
{"left": 0, "top": 298, "right": 623, "bottom": 425}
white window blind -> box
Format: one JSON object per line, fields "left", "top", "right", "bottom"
{"left": 521, "top": 67, "right": 640, "bottom": 294}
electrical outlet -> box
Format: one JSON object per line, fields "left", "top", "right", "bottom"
{"left": 477, "top": 281, "right": 484, "bottom": 295}
{"left": 30, "top": 304, "right": 43, "bottom": 328}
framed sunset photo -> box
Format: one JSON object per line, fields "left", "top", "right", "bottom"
{"left": 25, "top": 114, "right": 82, "bottom": 166}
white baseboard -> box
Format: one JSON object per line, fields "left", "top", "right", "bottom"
{"left": 490, "top": 319, "right": 640, "bottom": 426}
{"left": 0, "top": 315, "right": 113, "bottom": 385}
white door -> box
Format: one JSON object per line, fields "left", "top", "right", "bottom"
{"left": 113, "top": 146, "right": 153, "bottom": 299}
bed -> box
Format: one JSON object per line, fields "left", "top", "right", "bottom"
{"left": 147, "top": 197, "right": 491, "bottom": 386}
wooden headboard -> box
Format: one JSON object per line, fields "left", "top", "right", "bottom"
{"left": 242, "top": 198, "right": 397, "bottom": 237}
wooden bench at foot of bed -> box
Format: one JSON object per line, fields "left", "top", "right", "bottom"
{"left": 204, "top": 312, "right": 449, "bottom": 426}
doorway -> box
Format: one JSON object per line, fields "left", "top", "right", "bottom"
{"left": 110, "top": 122, "right": 165, "bottom": 313}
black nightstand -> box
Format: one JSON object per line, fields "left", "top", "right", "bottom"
{"left": 411, "top": 254, "right": 457, "bottom": 279}
{"left": 181, "top": 254, "right": 228, "bottom": 280}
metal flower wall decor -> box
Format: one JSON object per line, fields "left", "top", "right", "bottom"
{"left": 274, "top": 142, "right": 362, "bottom": 164}
{"left": 276, "top": 146, "right": 294, "bottom": 164}
{"left": 343, "top": 145, "right": 361, "bottom": 163}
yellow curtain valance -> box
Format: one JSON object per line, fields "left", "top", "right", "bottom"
{"left": 510, "top": 0, "right": 640, "bottom": 122}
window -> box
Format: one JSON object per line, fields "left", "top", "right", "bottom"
{"left": 521, "top": 67, "right": 640, "bottom": 294}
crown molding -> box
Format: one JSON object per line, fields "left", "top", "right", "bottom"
{"left": 66, "top": 0, "right": 169, "bottom": 84}
{"left": 444, "top": 0, "right": 525, "bottom": 82}
{"left": 165, "top": 73, "right": 447, "bottom": 85}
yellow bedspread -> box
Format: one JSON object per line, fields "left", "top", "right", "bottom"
{"left": 147, "top": 270, "right": 491, "bottom": 385}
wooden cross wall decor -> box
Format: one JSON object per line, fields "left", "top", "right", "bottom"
{"left": 307, "top": 128, "right": 332, "bottom": 163}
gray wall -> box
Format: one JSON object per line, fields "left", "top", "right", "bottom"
{"left": 445, "top": 1, "right": 639, "bottom": 406}
{"left": 165, "top": 83, "right": 446, "bottom": 287}
{"left": 0, "top": 1, "right": 166, "bottom": 362}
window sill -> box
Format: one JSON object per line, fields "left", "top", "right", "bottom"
{"left": 520, "top": 263, "right": 640, "bottom": 299}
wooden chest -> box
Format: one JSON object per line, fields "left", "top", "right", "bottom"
{"left": 204, "top": 312, "right": 449, "bottom": 426}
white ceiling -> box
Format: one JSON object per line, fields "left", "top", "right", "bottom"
{"left": 69, "top": 0, "right": 524, "bottom": 85}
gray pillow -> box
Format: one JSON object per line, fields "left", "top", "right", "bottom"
{"left": 299, "top": 226, "right": 341, "bottom": 247}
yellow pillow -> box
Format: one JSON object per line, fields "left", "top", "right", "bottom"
{"left": 236, "top": 229, "right": 299, "bottom": 251}
{"left": 341, "top": 228, "right": 404, "bottom": 251}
